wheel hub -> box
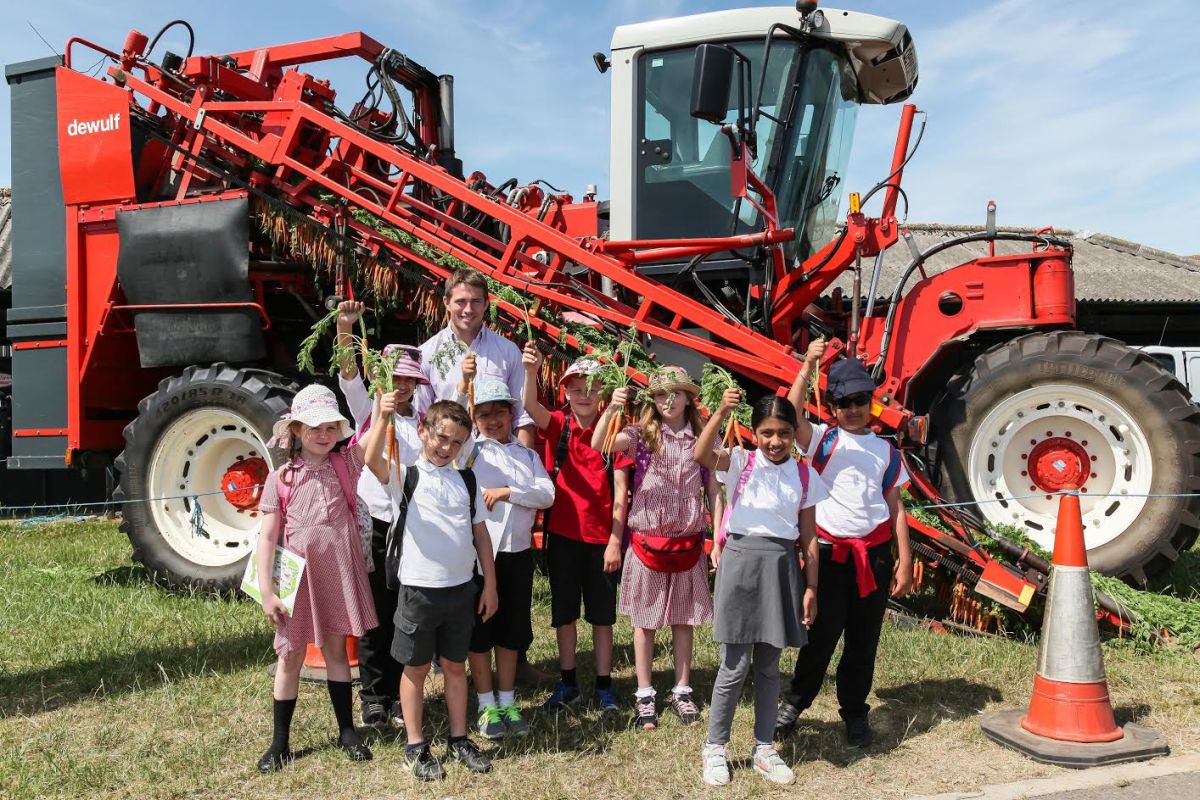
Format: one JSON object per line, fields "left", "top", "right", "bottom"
{"left": 1027, "top": 437, "right": 1090, "bottom": 492}
{"left": 221, "top": 457, "right": 269, "bottom": 511}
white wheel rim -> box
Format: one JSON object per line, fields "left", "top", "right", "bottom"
{"left": 146, "top": 407, "right": 275, "bottom": 568}
{"left": 965, "top": 384, "right": 1152, "bottom": 552}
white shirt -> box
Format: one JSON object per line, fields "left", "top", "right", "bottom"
{"left": 415, "top": 324, "right": 533, "bottom": 429}
{"left": 718, "top": 446, "right": 828, "bottom": 541}
{"left": 459, "top": 436, "right": 555, "bottom": 553}
{"left": 804, "top": 423, "right": 910, "bottom": 537}
{"left": 339, "top": 372, "right": 421, "bottom": 522}
{"left": 385, "top": 456, "right": 486, "bottom": 588}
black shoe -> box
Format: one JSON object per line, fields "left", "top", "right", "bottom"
{"left": 405, "top": 743, "right": 446, "bottom": 781}
{"left": 774, "top": 699, "right": 802, "bottom": 741}
{"left": 448, "top": 737, "right": 493, "bottom": 774}
{"left": 339, "top": 731, "right": 373, "bottom": 762}
{"left": 845, "top": 715, "right": 873, "bottom": 748}
{"left": 361, "top": 700, "right": 388, "bottom": 728}
{"left": 257, "top": 747, "right": 292, "bottom": 773}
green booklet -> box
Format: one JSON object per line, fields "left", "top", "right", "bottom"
{"left": 241, "top": 546, "right": 306, "bottom": 615}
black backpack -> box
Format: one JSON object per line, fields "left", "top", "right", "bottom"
{"left": 384, "top": 466, "right": 477, "bottom": 590}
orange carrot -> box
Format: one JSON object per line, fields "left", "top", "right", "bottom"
{"left": 386, "top": 419, "right": 397, "bottom": 466}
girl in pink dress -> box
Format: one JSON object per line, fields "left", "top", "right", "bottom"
{"left": 253, "top": 384, "right": 395, "bottom": 772}
{"left": 593, "top": 366, "right": 720, "bottom": 731}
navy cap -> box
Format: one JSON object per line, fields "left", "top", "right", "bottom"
{"left": 827, "top": 358, "right": 876, "bottom": 401}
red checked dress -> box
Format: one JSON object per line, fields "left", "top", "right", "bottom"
{"left": 617, "top": 423, "right": 714, "bottom": 629}
{"left": 258, "top": 447, "right": 378, "bottom": 658}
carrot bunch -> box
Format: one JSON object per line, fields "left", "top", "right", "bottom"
{"left": 596, "top": 335, "right": 640, "bottom": 455}
{"left": 700, "top": 363, "right": 752, "bottom": 448}
{"left": 331, "top": 332, "right": 402, "bottom": 465}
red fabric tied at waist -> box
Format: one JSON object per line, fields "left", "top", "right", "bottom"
{"left": 817, "top": 521, "right": 892, "bottom": 598}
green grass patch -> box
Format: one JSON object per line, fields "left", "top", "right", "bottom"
{"left": 2, "top": 521, "right": 1197, "bottom": 799}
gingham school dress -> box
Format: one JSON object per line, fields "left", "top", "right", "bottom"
{"left": 258, "top": 448, "right": 378, "bottom": 658}
{"left": 617, "top": 424, "right": 714, "bottom": 629}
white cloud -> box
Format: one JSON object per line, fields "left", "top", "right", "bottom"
{"left": 843, "top": 0, "right": 1200, "bottom": 254}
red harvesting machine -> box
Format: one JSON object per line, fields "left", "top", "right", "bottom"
{"left": 4, "top": 5, "right": 1197, "bottom": 630}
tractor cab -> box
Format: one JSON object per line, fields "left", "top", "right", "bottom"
{"left": 607, "top": 5, "right": 917, "bottom": 277}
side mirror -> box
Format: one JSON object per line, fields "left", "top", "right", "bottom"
{"left": 690, "top": 44, "right": 734, "bottom": 123}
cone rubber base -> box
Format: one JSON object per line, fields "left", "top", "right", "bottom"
{"left": 981, "top": 709, "right": 1168, "bottom": 768}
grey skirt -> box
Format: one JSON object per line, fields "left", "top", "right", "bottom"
{"left": 713, "top": 534, "right": 808, "bottom": 649}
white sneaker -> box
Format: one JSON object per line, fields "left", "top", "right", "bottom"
{"left": 701, "top": 743, "right": 731, "bottom": 786}
{"left": 752, "top": 744, "right": 795, "bottom": 785}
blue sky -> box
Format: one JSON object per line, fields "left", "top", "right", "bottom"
{"left": 2, "top": 0, "right": 1197, "bottom": 254}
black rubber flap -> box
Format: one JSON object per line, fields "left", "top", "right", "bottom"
{"left": 116, "top": 196, "right": 265, "bottom": 367}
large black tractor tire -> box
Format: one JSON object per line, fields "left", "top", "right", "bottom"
{"left": 934, "top": 332, "right": 1200, "bottom": 583}
{"left": 115, "top": 364, "right": 296, "bottom": 591}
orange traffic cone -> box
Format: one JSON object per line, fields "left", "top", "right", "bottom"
{"left": 298, "top": 636, "right": 361, "bottom": 684}
{"left": 980, "top": 488, "right": 1168, "bottom": 768}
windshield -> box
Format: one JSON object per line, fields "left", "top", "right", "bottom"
{"left": 636, "top": 39, "right": 858, "bottom": 265}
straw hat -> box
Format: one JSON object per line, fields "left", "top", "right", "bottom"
{"left": 269, "top": 385, "right": 353, "bottom": 448}
{"left": 382, "top": 344, "right": 430, "bottom": 385}
{"left": 646, "top": 365, "right": 700, "bottom": 397}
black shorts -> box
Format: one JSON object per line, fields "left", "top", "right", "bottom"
{"left": 469, "top": 549, "right": 535, "bottom": 654}
{"left": 390, "top": 581, "right": 476, "bottom": 666}
{"left": 546, "top": 532, "right": 618, "bottom": 628}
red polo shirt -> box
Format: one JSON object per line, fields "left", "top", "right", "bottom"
{"left": 540, "top": 409, "right": 632, "bottom": 544}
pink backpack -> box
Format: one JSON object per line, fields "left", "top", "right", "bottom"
{"left": 275, "top": 452, "right": 374, "bottom": 572}
{"left": 715, "top": 448, "right": 811, "bottom": 548}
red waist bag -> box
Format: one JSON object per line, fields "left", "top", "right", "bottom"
{"left": 631, "top": 531, "right": 705, "bottom": 573}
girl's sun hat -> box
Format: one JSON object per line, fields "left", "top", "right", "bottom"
{"left": 269, "top": 385, "right": 353, "bottom": 448}
{"left": 382, "top": 344, "right": 430, "bottom": 385}
{"left": 646, "top": 365, "right": 700, "bottom": 397}
{"left": 473, "top": 377, "right": 515, "bottom": 407}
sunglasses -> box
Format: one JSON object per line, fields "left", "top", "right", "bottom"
{"left": 834, "top": 392, "right": 872, "bottom": 409}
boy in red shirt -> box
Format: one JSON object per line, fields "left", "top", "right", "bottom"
{"left": 522, "top": 343, "right": 628, "bottom": 713}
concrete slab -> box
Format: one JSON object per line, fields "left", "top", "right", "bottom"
{"left": 911, "top": 751, "right": 1200, "bottom": 800}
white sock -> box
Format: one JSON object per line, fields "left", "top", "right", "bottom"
{"left": 478, "top": 691, "right": 497, "bottom": 709}
{"left": 497, "top": 689, "right": 516, "bottom": 708}
{"left": 635, "top": 686, "right": 656, "bottom": 700}
{"left": 672, "top": 684, "right": 693, "bottom": 697}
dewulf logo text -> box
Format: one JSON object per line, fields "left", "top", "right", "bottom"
{"left": 66, "top": 113, "right": 121, "bottom": 136}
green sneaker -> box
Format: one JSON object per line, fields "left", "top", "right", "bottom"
{"left": 499, "top": 703, "right": 529, "bottom": 736}
{"left": 477, "top": 704, "right": 505, "bottom": 739}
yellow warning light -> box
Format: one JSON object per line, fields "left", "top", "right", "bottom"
{"left": 848, "top": 192, "right": 861, "bottom": 215}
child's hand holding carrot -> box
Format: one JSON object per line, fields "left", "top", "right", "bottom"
{"left": 718, "top": 387, "right": 742, "bottom": 415}
{"left": 522, "top": 341, "right": 543, "bottom": 373}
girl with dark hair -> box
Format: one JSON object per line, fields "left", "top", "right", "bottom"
{"left": 693, "top": 386, "right": 825, "bottom": 786}
{"left": 594, "top": 366, "right": 720, "bottom": 731}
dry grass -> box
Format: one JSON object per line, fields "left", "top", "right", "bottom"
{"left": 1, "top": 521, "right": 1198, "bottom": 799}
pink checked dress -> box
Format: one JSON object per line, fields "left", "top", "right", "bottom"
{"left": 617, "top": 423, "right": 714, "bottom": 629}
{"left": 258, "top": 447, "right": 377, "bottom": 658}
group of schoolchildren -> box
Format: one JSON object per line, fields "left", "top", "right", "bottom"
{"left": 251, "top": 268, "right": 913, "bottom": 787}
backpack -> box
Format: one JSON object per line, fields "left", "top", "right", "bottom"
{"left": 714, "top": 448, "right": 811, "bottom": 548}
{"left": 276, "top": 453, "right": 373, "bottom": 572}
{"left": 811, "top": 426, "right": 903, "bottom": 491}
{"left": 383, "top": 465, "right": 478, "bottom": 590}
